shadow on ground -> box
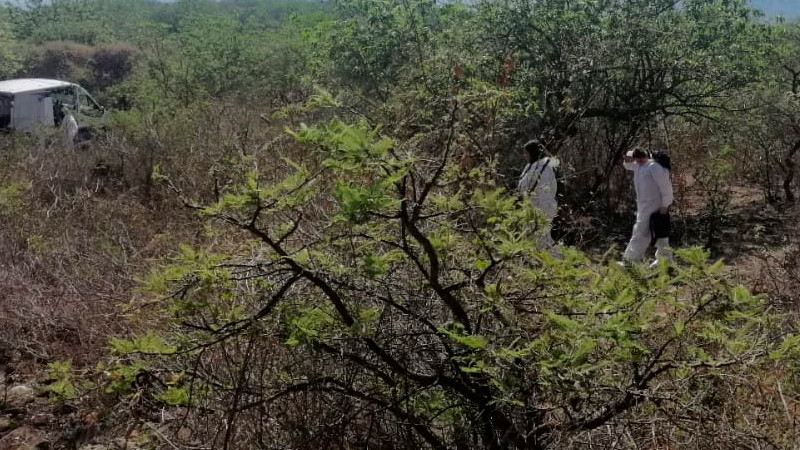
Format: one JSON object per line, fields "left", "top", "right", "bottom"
{"left": 558, "top": 198, "right": 798, "bottom": 264}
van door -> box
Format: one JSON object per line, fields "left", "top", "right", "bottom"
{"left": 0, "top": 95, "right": 11, "bottom": 130}
{"left": 10, "top": 93, "right": 55, "bottom": 132}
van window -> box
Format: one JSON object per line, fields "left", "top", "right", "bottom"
{"left": 76, "top": 88, "right": 103, "bottom": 118}
{"left": 0, "top": 95, "right": 11, "bottom": 129}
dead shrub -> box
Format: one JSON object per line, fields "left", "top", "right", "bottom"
{"left": 0, "top": 134, "right": 201, "bottom": 367}
{"left": 22, "top": 41, "right": 139, "bottom": 94}
{"left": 754, "top": 217, "right": 800, "bottom": 312}
{"left": 89, "top": 43, "right": 139, "bottom": 91}
{"left": 24, "top": 41, "right": 94, "bottom": 84}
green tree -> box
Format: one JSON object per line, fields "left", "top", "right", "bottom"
{"left": 0, "top": 10, "right": 21, "bottom": 77}
{"left": 9, "top": 0, "right": 114, "bottom": 45}
{"left": 133, "top": 10, "right": 315, "bottom": 105}
{"left": 119, "top": 101, "right": 781, "bottom": 447}
{"left": 318, "top": 0, "right": 772, "bottom": 198}
{"left": 475, "top": 0, "right": 770, "bottom": 186}
{"left": 736, "top": 20, "right": 800, "bottom": 204}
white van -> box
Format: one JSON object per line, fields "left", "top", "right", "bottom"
{"left": 0, "top": 78, "right": 109, "bottom": 141}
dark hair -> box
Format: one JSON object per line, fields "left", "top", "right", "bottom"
{"left": 631, "top": 148, "right": 649, "bottom": 159}
{"left": 524, "top": 139, "right": 543, "bottom": 158}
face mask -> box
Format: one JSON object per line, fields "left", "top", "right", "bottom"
{"left": 623, "top": 161, "right": 638, "bottom": 170}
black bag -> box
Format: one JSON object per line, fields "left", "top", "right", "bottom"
{"left": 651, "top": 151, "right": 671, "bottom": 171}
{"left": 650, "top": 211, "right": 671, "bottom": 240}
{"left": 554, "top": 163, "right": 564, "bottom": 202}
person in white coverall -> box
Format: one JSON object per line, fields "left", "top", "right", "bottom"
{"left": 622, "top": 149, "right": 673, "bottom": 267}
{"left": 62, "top": 112, "right": 78, "bottom": 147}
{"left": 518, "top": 139, "right": 559, "bottom": 254}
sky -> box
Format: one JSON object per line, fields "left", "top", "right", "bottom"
{"left": 751, "top": 0, "right": 800, "bottom": 17}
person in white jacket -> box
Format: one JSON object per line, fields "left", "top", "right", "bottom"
{"left": 518, "top": 139, "right": 559, "bottom": 254}
{"left": 622, "top": 149, "right": 674, "bottom": 267}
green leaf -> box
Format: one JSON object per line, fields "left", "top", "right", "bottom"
{"left": 158, "top": 387, "right": 190, "bottom": 406}
{"left": 110, "top": 331, "right": 177, "bottom": 355}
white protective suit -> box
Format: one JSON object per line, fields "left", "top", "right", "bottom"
{"left": 62, "top": 114, "right": 79, "bottom": 147}
{"left": 623, "top": 156, "right": 674, "bottom": 264}
{"left": 518, "top": 156, "right": 559, "bottom": 253}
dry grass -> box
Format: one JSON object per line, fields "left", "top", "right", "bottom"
{"left": 0, "top": 136, "right": 200, "bottom": 370}
{"left": 0, "top": 101, "right": 311, "bottom": 372}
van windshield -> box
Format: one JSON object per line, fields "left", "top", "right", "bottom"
{"left": 76, "top": 88, "right": 103, "bottom": 118}
{"left": 0, "top": 95, "right": 11, "bottom": 129}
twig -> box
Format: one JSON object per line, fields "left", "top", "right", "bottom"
{"left": 777, "top": 381, "right": 796, "bottom": 437}
{"left": 145, "top": 421, "right": 182, "bottom": 450}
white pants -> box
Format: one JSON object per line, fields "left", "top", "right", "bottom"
{"left": 529, "top": 198, "right": 560, "bottom": 256}
{"left": 623, "top": 211, "right": 672, "bottom": 263}
{"left": 537, "top": 224, "right": 559, "bottom": 256}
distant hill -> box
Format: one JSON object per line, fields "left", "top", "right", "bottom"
{"left": 752, "top": 0, "right": 800, "bottom": 18}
